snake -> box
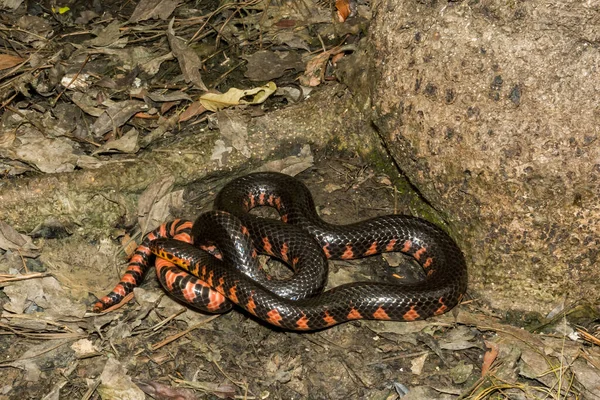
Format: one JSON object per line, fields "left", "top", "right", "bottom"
{"left": 93, "top": 172, "right": 468, "bottom": 330}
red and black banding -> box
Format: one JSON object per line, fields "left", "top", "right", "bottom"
{"left": 92, "top": 219, "right": 193, "bottom": 312}
{"left": 94, "top": 172, "right": 468, "bottom": 330}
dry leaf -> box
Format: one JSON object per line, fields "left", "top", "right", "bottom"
{"left": 257, "top": 143, "right": 314, "bottom": 176}
{"left": 0, "top": 0, "right": 24, "bottom": 11}
{"left": 179, "top": 101, "right": 207, "bottom": 122}
{"left": 217, "top": 110, "right": 251, "bottom": 158}
{"left": 0, "top": 53, "right": 25, "bottom": 70}
{"left": 243, "top": 50, "right": 304, "bottom": 81}
{"left": 135, "top": 380, "right": 197, "bottom": 400}
{"left": 146, "top": 90, "right": 192, "bottom": 102}
{"left": 482, "top": 340, "right": 499, "bottom": 376}
{"left": 120, "top": 233, "right": 139, "bottom": 258}
{"left": 300, "top": 51, "right": 331, "bottom": 87}
{"left": 200, "top": 82, "right": 277, "bottom": 112}
{"left": 86, "top": 20, "right": 125, "bottom": 47}
{"left": 93, "top": 128, "right": 140, "bottom": 155}
{"left": 97, "top": 358, "right": 145, "bottom": 400}
{"left": 129, "top": 0, "right": 181, "bottom": 23}
{"left": 0, "top": 221, "right": 39, "bottom": 257}
{"left": 167, "top": 18, "right": 206, "bottom": 90}
{"left": 335, "top": 0, "right": 351, "bottom": 22}
{"left": 210, "top": 139, "right": 233, "bottom": 167}
{"left": 137, "top": 176, "right": 184, "bottom": 234}
{"left": 91, "top": 100, "right": 147, "bottom": 137}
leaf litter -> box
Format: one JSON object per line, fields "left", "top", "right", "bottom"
{"left": 0, "top": 0, "right": 599, "bottom": 399}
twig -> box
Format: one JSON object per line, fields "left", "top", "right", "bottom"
{"left": 150, "top": 315, "right": 220, "bottom": 350}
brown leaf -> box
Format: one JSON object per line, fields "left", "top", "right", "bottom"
{"left": 120, "top": 233, "right": 139, "bottom": 258}
{"left": 0, "top": 54, "right": 25, "bottom": 71}
{"left": 179, "top": 101, "right": 207, "bottom": 122}
{"left": 91, "top": 100, "right": 147, "bottom": 137}
{"left": 243, "top": 50, "right": 304, "bottom": 81}
{"left": 335, "top": 0, "right": 351, "bottom": 22}
{"left": 137, "top": 176, "right": 184, "bottom": 234}
{"left": 92, "top": 128, "right": 140, "bottom": 155}
{"left": 481, "top": 340, "right": 499, "bottom": 376}
{"left": 0, "top": 221, "right": 27, "bottom": 248}
{"left": 129, "top": 0, "right": 181, "bottom": 23}
{"left": 135, "top": 380, "right": 197, "bottom": 400}
{"left": 299, "top": 51, "right": 330, "bottom": 87}
{"left": 167, "top": 19, "right": 207, "bottom": 90}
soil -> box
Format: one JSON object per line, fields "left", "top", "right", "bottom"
{"left": 1, "top": 0, "right": 599, "bottom": 399}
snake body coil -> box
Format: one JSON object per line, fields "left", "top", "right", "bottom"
{"left": 94, "top": 172, "right": 468, "bottom": 330}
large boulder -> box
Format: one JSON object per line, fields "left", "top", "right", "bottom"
{"left": 368, "top": 0, "right": 599, "bottom": 311}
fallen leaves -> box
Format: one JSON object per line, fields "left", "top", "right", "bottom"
{"left": 0, "top": 53, "right": 26, "bottom": 70}
{"left": 199, "top": 82, "right": 277, "bottom": 112}
{"left": 0, "top": 221, "right": 38, "bottom": 257}
{"left": 167, "top": 18, "right": 207, "bottom": 91}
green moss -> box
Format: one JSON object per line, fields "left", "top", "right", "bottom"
{"left": 364, "top": 146, "right": 456, "bottom": 235}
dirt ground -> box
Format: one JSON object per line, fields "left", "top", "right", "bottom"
{"left": 1, "top": 0, "right": 600, "bottom": 399}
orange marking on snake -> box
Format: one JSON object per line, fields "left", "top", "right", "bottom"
{"left": 129, "top": 254, "right": 145, "bottom": 264}
{"left": 292, "top": 257, "right": 299, "bottom": 267}
{"left": 434, "top": 298, "right": 448, "bottom": 315}
{"left": 114, "top": 285, "right": 126, "bottom": 296}
{"left": 251, "top": 248, "right": 258, "bottom": 259}
{"left": 206, "top": 271, "right": 214, "bottom": 286}
{"left": 323, "top": 311, "right": 337, "bottom": 326}
{"left": 364, "top": 241, "right": 378, "bottom": 256}
{"left": 402, "top": 306, "right": 420, "bottom": 321}
{"left": 347, "top": 308, "right": 363, "bottom": 320}
{"left": 170, "top": 221, "right": 178, "bottom": 236}
{"left": 158, "top": 224, "right": 167, "bottom": 237}
{"left": 402, "top": 240, "right": 412, "bottom": 252}
{"left": 274, "top": 197, "right": 281, "bottom": 210}
{"left": 266, "top": 309, "right": 283, "bottom": 326}
{"left": 262, "top": 237, "right": 273, "bottom": 255}
{"left": 385, "top": 239, "right": 397, "bottom": 252}
{"left": 178, "top": 220, "right": 193, "bottom": 230}
{"left": 248, "top": 195, "right": 256, "bottom": 208}
{"left": 341, "top": 245, "right": 354, "bottom": 260}
{"left": 322, "top": 244, "right": 331, "bottom": 259}
{"left": 258, "top": 193, "right": 266, "bottom": 205}
{"left": 414, "top": 247, "right": 426, "bottom": 261}
{"left": 189, "top": 262, "right": 201, "bottom": 276}
{"left": 423, "top": 257, "right": 433, "bottom": 268}
{"left": 246, "top": 295, "right": 257, "bottom": 315}
{"left": 173, "top": 232, "right": 191, "bottom": 242}
{"left": 207, "top": 289, "right": 227, "bottom": 311}
{"left": 281, "top": 214, "right": 288, "bottom": 223}
{"left": 427, "top": 269, "right": 434, "bottom": 277}
{"left": 280, "top": 242, "right": 289, "bottom": 262}
{"left": 215, "top": 277, "right": 225, "bottom": 293}
{"left": 267, "top": 194, "right": 275, "bottom": 206}
{"left": 121, "top": 274, "right": 137, "bottom": 284}
{"left": 228, "top": 286, "right": 239, "bottom": 304}
{"left": 241, "top": 225, "right": 250, "bottom": 236}
{"left": 373, "top": 306, "right": 391, "bottom": 320}
{"left": 127, "top": 265, "right": 143, "bottom": 274}
{"left": 181, "top": 281, "right": 197, "bottom": 303}
{"left": 296, "top": 315, "right": 310, "bottom": 330}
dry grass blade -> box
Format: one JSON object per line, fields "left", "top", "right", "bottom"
{"left": 576, "top": 327, "right": 600, "bottom": 346}
{"left": 0, "top": 313, "right": 86, "bottom": 340}
{"left": 150, "top": 315, "right": 220, "bottom": 351}
{"left": 0, "top": 272, "right": 49, "bottom": 284}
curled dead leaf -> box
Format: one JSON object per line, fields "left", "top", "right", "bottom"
{"left": 200, "top": 82, "right": 277, "bottom": 112}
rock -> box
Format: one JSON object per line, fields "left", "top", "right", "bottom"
{"left": 368, "top": 0, "right": 599, "bottom": 311}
